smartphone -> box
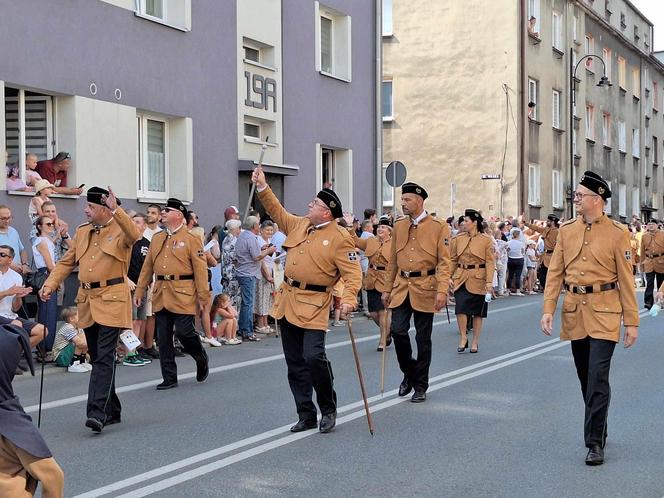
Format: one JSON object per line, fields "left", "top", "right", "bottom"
{"left": 78, "top": 183, "right": 85, "bottom": 189}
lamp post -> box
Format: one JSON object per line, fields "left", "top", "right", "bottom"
{"left": 569, "top": 50, "right": 612, "bottom": 219}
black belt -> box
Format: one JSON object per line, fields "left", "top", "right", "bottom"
{"left": 400, "top": 269, "right": 436, "bottom": 278}
{"left": 156, "top": 274, "right": 194, "bottom": 281}
{"left": 545, "top": 249, "right": 554, "bottom": 254}
{"left": 370, "top": 265, "right": 386, "bottom": 271}
{"left": 459, "top": 264, "right": 486, "bottom": 269}
{"left": 80, "top": 277, "right": 124, "bottom": 290}
{"left": 647, "top": 252, "right": 664, "bottom": 258}
{"left": 285, "top": 276, "right": 327, "bottom": 293}
{"left": 566, "top": 282, "right": 617, "bottom": 294}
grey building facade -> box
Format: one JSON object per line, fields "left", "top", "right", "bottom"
{"left": 0, "top": 0, "right": 378, "bottom": 238}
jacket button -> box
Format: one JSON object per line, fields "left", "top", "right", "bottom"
{"left": 582, "top": 301, "right": 586, "bottom": 305}
{"left": 94, "top": 243, "right": 99, "bottom": 247}
{"left": 584, "top": 242, "right": 588, "bottom": 245}
{"left": 582, "top": 257, "right": 587, "bottom": 261}
{"left": 162, "top": 265, "right": 167, "bottom": 269}
{"left": 580, "top": 272, "right": 585, "bottom": 276}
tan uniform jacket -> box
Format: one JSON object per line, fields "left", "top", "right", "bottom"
{"left": 543, "top": 214, "right": 639, "bottom": 342}
{"left": 0, "top": 436, "right": 64, "bottom": 498}
{"left": 385, "top": 215, "right": 451, "bottom": 313}
{"left": 525, "top": 222, "right": 559, "bottom": 267}
{"left": 450, "top": 231, "right": 495, "bottom": 295}
{"left": 640, "top": 231, "right": 664, "bottom": 273}
{"left": 135, "top": 226, "right": 210, "bottom": 315}
{"left": 257, "top": 186, "right": 362, "bottom": 331}
{"left": 352, "top": 233, "right": 392, "bottom": 292}
{"left": 44, "top": 208, "right": 140, "bottom": 329}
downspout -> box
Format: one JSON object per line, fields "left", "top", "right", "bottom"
{"left": 375, "top": 0, "right": 383, "bottom": 213}
{"left": 519, "top": 0, "right": 527, "bottom": 214}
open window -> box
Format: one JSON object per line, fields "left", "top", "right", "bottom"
{"left": 315, "top": 2, "right": 352, "bottom": 81}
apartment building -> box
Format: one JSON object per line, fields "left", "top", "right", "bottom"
{"left": 1, "top": 0, "right": 378, "bottom": 237}
{"left": 382, "top": 0, "right": 664, "bottom": 221}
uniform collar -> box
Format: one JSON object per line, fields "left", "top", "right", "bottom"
{"left": 166, "top": 222, "right": 185, "bottom": 236}
{"left": 410, "top": 211, "right": 428, "bottom": 226}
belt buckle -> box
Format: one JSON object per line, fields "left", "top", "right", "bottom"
{"left": 82, "top": 282, "right": 92, "bottom": 290}
{"left": 577, "top": 286, "right": 587, "bottom": 294}
{"left": 403, "top": 270, "right": 410, "bottom": 278}
{"left": 163, "top": 275, "right": 172, "bottom": 281}
{"left": 286, "top": 277, "right": 294, "bottom": 286}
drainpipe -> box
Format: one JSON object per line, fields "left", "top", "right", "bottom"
{"left": 518, "top": 0, "right": 527, "bottom": 215}
{"left": 375, "top": 0, "right": 383, "bottom": 213}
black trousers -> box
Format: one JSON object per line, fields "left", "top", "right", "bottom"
{"left": 644, "top": 271, "right": 664, "bottom": 308}
{"left": 537, "top": 264, "right": 549, "bottom": 290}
{"left": 390, "top": 294, "right": 434, "bottom": 392}
{"left": 570, "top": 337, "right": 616, "bottom": 449}
{"left": 84, "top": 324, "right": 121, "bottom": 423}
{"left": 280, "top": 319, "right": 336, "bottom": 421}
{"left": 156, "top": 309, "right": 205, "bottom": 384}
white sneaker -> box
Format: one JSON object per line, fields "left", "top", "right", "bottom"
{"left": 81, "top": 362, "right": 93, "bottom": 371}
{"left": 514, "top": 291, "right": 525, "bottom": 296}
{"left": 332, "top": 321, "right": 344, "bottom": 327}
{"left": 68, "top": 361, "right": 89, "bottom": 373}
{"left": 207, "top": 337, "right": 222, "bottom": 347}
{"left": 226, "top": 338, "right": 242, "bottom": 345}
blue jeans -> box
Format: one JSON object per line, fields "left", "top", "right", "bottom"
{"left": 37, "top": 273, "right": 58, "bottom": 351}
{"left": 237, "top": 275, "right": 256, "bottom": 337}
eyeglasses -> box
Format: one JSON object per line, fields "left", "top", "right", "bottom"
{"left": 0, "top": 216, "right": 11, "bottom": 221}
{"left": 310, "top": 199, "right": 329, "bottom": 210}
{"left": 572, "top": 191, "right": 600, "bottom": 200}
{"left": 41, "top": 222, "right": 54, "bottom": 227}
{"left": 0, "top": 252, "right": 10, "bottom": 258}
{"left": 163, "top": 207, "right": 175, "bottom": 213}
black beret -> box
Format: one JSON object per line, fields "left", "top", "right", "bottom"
{"left": 579, "top": 171, "right": 611, "bottom": 200}
{"left": 378, "top": 215, "right": 392, "bottom": 227}
{"left": 166, "top": 197, "right": 188, "bottom": 218}
{"left": 316, "top": 188, "right": 343, "bottom": 218}
{"left": 401, "top": 182, "right": 428, "bottom": 200}
{"left": 86, "top": 186, "right": 121, "bottom": 207}
{"left": 647, "top": 219, "right": 658, "bottom": 224}
{"left": 547, "top": 214, "right": 560, "bottom": 223}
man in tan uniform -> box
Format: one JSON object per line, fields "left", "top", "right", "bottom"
{"left": 541, "top": 171, "right": 638, "bottom": 466}
{"left": 639, "top": 219, "right": 664, "bottom": 309}
{"left": 252, "top": 166, "right": 362, "bottom": 434}
{"left": 135, "top": 198, "right": 210, "bottom": 390}
{"left": 40, "top": 186, "right": 140, "bottom": 433}
{"left": 382, "top": 182, "right": 451, "bottom": 403}
{"left": 523, "top": 213, "right": 559, "bottom": 290}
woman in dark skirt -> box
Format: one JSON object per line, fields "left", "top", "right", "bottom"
{"left": 344, "top": 214, "right": 393, "bottom": 351}
{"left": 450, "top": 209, "right": 496, "bottom": 353}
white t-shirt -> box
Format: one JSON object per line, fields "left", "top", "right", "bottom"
{"left": 143, "top": 226, "right": 162, "bottom": 242}
{"left": 526, "top": 247, "right": 537, "bottom": 268}
{"left": 0, "top": 267, "right": 23, "bottom": 319}
{"left": 507, "top": 239, "right": 525, "bottom": 259}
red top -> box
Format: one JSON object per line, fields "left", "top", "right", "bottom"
{"left": 36, "top": 160, "right": 67, "bottom": 187}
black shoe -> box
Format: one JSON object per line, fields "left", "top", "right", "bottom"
{"left": 411, "top": 390, "right": 427, "bottom": 403}
{"left": 290, "top": 419, "right": 318, "bottom": 432}
{"left": 319, "top": 412, "right": 337, "bottom": 433}
{"left": 143, "top": 347, "right": 160, "bottom": 359}
{"left": 457, "top": 340, "right": 468, "bottom": 353}
{"left": 196, "top": 350, "right": 209, "bottom": 382}
{"left": 85, "top": 417, "right": 104, "bottom": 433}
{"left": 469, "top": 345, "right": 479, "bottom": 353}
{"left": 385, "top": 335, "right": 392, "bottom": 347}
{"left": 398, "top": 378, "right": 412, "bottom": 397}
{"left": 376, "top": 346, "right": 384, "bottom": 352}
{"left": 645, "top": 304, "right": 652, "bottom": 311}
{"left": 156, "top": 381, "right": 178, "bottom": 390}
{"left": 585, "top": 445, "right": 604, "bottom": 465}
{"left": 174, "top": 347, "right": 186, "bottom": 357}
{"left": 105, "top": 414, "right": 121, "bottom": 426}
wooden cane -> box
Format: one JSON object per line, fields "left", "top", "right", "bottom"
{"left": 243, "top": 137, "right": 269, "bottom": 223}
{"left": 379, "top": 311, "right": 387, "bottom": 396}
{"left": 347, "top": 316, "right": 375, "bottom": 436}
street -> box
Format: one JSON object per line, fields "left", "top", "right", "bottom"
{"left": 14, "top": 290, "right": 664, "bottom": 498}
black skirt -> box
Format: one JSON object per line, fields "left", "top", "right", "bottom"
{"left": 367, "top": 289, "right": 385, "bottom": 313}
{"left": 454, "top": 284, "right": 488, "bottom": 318}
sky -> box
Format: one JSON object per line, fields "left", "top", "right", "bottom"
{"left": 631, "top": 0, "right": 664, "bottom": 51}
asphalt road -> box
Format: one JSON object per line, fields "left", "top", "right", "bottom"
{"left": 13, "top": 289, "right": 664, "bottom": 497}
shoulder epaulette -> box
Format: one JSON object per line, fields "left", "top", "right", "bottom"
{"left": 394, "top": 216, "right": 410, "bottom": 224}
{"left": 560, "top": 218, "right": 578, "bottom": 228}
{"left": 76, "top": 222, "right": 91, "bottom": 229}
{"left": 610, "top": 219, "right": 628, "bottom": 232}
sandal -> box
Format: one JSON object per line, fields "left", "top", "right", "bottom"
{"left": 245, "top": 335, "right": 261, "bottom": 342}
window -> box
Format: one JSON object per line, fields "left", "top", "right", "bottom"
{"left": 552, "top": 90, "right": 561, "bottom": 128}
{"left": 244, "top": 46, "right": 260, "bottom": 63}
{"left": 4, "top": 87, "right": 54, "bottom": 189}
{"left": 382, "top": 79, "right": 393, "bottom": 121}
{"left": 633, "top": 128, "right": 640, "bottom": 158}
{"left": 573, "top": 128, "right": 578, "bottom": 155}
{"left": 315, "top": 2, "right": 352, "bottom": 81}
{"left": 606, "top": 181, "right": 612, "bottom": 213}
{"left": 620, "top": 12, "right": 626, "bottom": 29}
{"left": 573, "top": 13, "right": 579, "bottom": 41}
{"left": 138, "top": 116, "right": 168, "bottom": 198}
{"left": 552, "top": 11, "right": 562, "bottom": 50}
{"left": 382, "top": 0, "right": 392, "bottom": 36}
{"left": 243, "top": 122, "right": 260, "bottom": 139}
{"left": 528, "top": 78, "right": 538, "bottom": 120}
{"left": 633, "top": 68, "right": 640, "bottom": 98}
{"left": 528, "top": 0, "right": 540, "bottom": 36}
{"left": 619, "top": 183, "right": 627, "bottom": 217}
{"left": 654, "top": 136, "right": 659, "bottom": 164}
{"left": 632, "top": 188, "right": 640, "bottom": 218}
{"left": 528, "top": 164, "right": 541, "bottom": 205}
{"left": 316, "top": 144, "right": 353, "bottom": 210}
{"left": 552, "top": 169, "right": 563, "bottom": 208}
{"left": 382, "top": 164, "right": 393, "bottom": 207}
{"left": 617, "top": 57, "right": 626, "bottom": 88}
{"left": 242, "top": 37, "right": 276, "bottom": 68}
{"left": 585, "top": 105, "right": 594, "bottom": 140}
{"left": 634, "top": 25, "right": 639, "bottom": 43}
{"left": 602, "top": 48, "right": 612, "bottom": 81}
{"left": 242, "top": 116, "right": 275, "bottom": 144}
{"left": 135, "top": 0, "right": 191, "bottom": 31}
{"left": 585, "top": 35, "right": 594, "bottom": 71}
{"left": 618, "top": 120, "right": 626, "bottom": 152}
{"left": 602, "top": 113, "right": 610, "bottom": 146}
{"left": 654, "top": 81, "right": 659, "bottom": 110}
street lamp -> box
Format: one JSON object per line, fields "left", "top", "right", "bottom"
{"left": 568, "top": 51, "right": 612, "bottom": 218}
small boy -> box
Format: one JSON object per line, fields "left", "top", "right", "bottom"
{"left": 212, "top": 293, "right": 241, "bottom": 345}
{"left": 53, "top": 306, "right": 91, "bottom": 373}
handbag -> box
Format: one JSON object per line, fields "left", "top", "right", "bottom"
{"left": 24, "top": 267, "right": 49, "bottom": 295}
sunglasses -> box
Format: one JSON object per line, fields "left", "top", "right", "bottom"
{"left": 163, "top": 207, "right": 176, "bottom": 213}
{"left": 0, "top": 252, "right": 11, "bottom": 258}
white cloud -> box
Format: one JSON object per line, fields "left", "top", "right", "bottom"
{"left": 630, "top": 0, "right": 664, "bottom": 50}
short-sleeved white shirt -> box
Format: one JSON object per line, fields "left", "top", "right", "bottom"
{"left": 0, "top": 267, "right": 23, "bottom": 319}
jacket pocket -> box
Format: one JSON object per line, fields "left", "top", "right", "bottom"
{"left": 101, "top": 293, "right": 127, "bottom": 303}
{"left": 294, "top": 290, "right": 329, "bottom": 322}
{"left": 561, "top": 300, "right": 577, "bottom": 330}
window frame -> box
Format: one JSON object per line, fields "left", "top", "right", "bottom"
{"left": 602, "top": 112, "right": 611, "bottom": 146}
{"left": 314, "top": 2, "right": 352, "bottom": 82}
{"left": 528, "top": 78, "right": 539, "bottom": 120}
{"left": 618, "top": 183, "right": 627, "bottom": 217}
{"left": 528, "top": 0, "right": 541, "bottom": 35}
{"left": 632, "top": 128, "right": 640, "bottom": 158}
{"left": 137, "top": 114, "right": 170, "bottom": 200}
{"left": 585, "top": 104, "right": 594, "bottom": 140}
{"left": 319, "top": 14, "right": 334, "bottom": 75}
{"left": 617, "top": 57, "right": 626, "bottom": 89}
{"left": 552, "top": 11, "right": 562, "bottom": 50}
{"left": 382, "top": 0, "right": 393, "bottom": 37}
{"left": 618, "top": 120, "right": 626, "bottom": 152}
{"left": 633, "top": 67, "right": 640, "bottom": 98}
{"left": 602, "top": 48, "right": 612, "bottom": 81}
{"left": 585, "top": 35, "right": 594, "bottom": 71}
{"left": 552, "top": 169, "right": 563, "bottom": 209}
{"left": 382, "top": 163, "right": 394, "bottom": 207}
{"left": 552, "top": 89, "right": 561, "bottom": 129}
{"left": 382, "top": 79, "right": 394, "bottom": 121}
{"left": 528, "top": 163, "right": 541, "bottom": 206}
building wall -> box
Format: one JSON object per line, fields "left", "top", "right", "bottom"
{"left": 382, "top": 0, "right": 520, "bottom": 219}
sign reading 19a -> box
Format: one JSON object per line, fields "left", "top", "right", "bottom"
{"left": 244, "top": 71, "right": 277, "bottom": 112}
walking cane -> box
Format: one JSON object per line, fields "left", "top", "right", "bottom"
{"left": 379, "top": 312, "right": 387, "bottom": 396}
{"left": 347, "top": 316, "right": 375, "bottom": 436}
{"left": 243, "top": 137, "right": 269, "bottom": 223}
{"left": 24, "top": 300, "right": 46, "bottom": 429}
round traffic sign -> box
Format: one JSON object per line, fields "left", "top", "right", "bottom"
{"left": 385, "top": 161, "right": 407, "bottom": 187}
